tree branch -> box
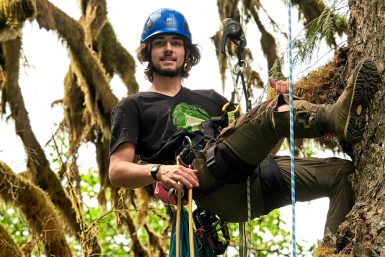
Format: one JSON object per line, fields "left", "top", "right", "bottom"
{"left": 0, "top": 161, "right": 72, "bottom": 257}
{"left": 2, "top": 38, "right": 81, "bottom": 235}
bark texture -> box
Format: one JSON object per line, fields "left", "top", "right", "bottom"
{"left": 335, "top": 1, "right": 385, "bottom": 256}
{"left": 0, "top": 161, "right": 72, "bottom": 257}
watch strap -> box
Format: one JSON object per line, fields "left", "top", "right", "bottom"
{"left": 150, "top": 164, "right": 162, "bottom": 181}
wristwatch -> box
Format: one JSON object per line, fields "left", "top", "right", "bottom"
{"left": 150, "top": 164, "right": 162, "bottom": 181}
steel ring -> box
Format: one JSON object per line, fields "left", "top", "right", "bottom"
{"left": 233, "top": 60, "right": 248, "bottom": 74}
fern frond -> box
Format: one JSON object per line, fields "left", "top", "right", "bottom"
{"left": 294, "top": 0, "right": 348, "bottom": 63}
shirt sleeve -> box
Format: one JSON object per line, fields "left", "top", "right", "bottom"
{"left": 109, "top": 97, "right": 139, "bottom": 155}
{"left": 214, "top": 90, "right": 229, "bottom": 111}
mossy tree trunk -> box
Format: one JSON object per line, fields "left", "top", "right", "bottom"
{"left": 335, "top": 1, "right": 385, "bottom": 256}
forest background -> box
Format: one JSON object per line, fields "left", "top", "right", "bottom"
{"left": 1, "top": 0, "right": 384, "bottom": 257}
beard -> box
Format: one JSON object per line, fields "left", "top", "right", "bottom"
{"left": 151, "top": 56, "right": 184, "bottom": 78}
{"left": 153, "top": 65, "right": 183, "bottom": 77}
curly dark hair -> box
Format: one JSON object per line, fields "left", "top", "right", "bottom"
{"left": 136, "top": 38, "right": 201, "bottom": 82}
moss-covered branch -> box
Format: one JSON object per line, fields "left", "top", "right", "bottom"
{"left": 35, "top": 0, "right": 118, "bottom": 129}
{"left": 0, "top": 161, "right": 72, "bottom": 256}
{"left": 0, "top": 224, "right": 24, "bottom": 257}
{"left": 0, "top": 0, "right": 36, "bottom": 41}
{"left": 1, "top": 37, "right": 81, "bottom": 235}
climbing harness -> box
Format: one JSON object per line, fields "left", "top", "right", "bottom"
{"left": 156, "top": 135, "right": 228, "bottom": 257}
{"left": 193, "top": 207, "right": 230, "bottom": 255}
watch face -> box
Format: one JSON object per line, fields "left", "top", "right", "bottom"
{"left": 151, "top": 165, "right": 160, "bottom": 172}
{"left": 151, "top": 164, "right": 161, "bottom": 180}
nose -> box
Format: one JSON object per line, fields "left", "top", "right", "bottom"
{"left": 164, "top": 41, "right": 173, "bottom": 51}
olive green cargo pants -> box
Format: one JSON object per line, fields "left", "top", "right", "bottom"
{"left": 193, "top": 156, "right": 353, "bottom": 235}
{"left": 193, "top": 94, "right": 354, "bottom": 235}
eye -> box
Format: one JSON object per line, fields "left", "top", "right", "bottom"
{"left": 171, "top": 40, "right": 184, "bottom": 47}
{"left": 152, "top": 39, "right": 166, "bottom": 47}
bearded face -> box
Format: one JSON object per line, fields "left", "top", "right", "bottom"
{"left": 150, "top": 35, "right": 185, "bottom": 78}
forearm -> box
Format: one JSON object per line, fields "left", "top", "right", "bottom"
{"left": 109, "top": 161, "right": 155, "bottom": 188}
{"left": 109, "top": 159, "right": 199, "bottom": 193}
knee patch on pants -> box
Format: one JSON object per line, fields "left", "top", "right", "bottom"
{"left": 259, "top": 158, "right": 290, "bottom": 214}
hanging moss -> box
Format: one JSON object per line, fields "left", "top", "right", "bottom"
{"left": 0, "top": 0, "right": 36, "bottom": 41}
{"left": 144, "top": 224, "right": 167, "bottom": 257}
{"left": 94, "top": 132, "right": 110, "bottom": 208}
{"left": 0, "top": 224, "right": 24, "bottom": 257}
{"left": 313, "top": 242, "right": 349, "bottom": 257}
{"left": 0, "top": 161, "right": 72, "bottom": 256}
{"left": 134, "top": 187, "right": 151, "bottom": 228}
{"left": 267, "top": 47, "right": 348, "bottom": 104}
{"left": 95, "top": 21, "right": 138, "bottom": 94}
{"left": 0, "top": 44, "right": 5, "bottom": 114}
{"left": 114, "top": 188, "right": 150, "bottom": 256}
{"left": 63, "top": 67, "right": 87, "bottom": 146}
{"left": 242, "top": 0, "right": 279, "bottom": 71}
{"left": 0, "top": 0, "right": 36, "bottom": 28}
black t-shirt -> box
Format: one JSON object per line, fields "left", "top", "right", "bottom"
{"left": 110, "top": 87, "right": 228, "bottom": 163}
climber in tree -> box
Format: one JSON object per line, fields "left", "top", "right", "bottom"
{"left": 108, "top": 8, "right": 381, "bottom": 235}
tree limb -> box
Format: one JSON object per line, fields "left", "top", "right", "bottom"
{"left": 0, "top": 224, "right": 24, "bottom": 257}
{"left": 1, "top": 37, "right": 81, "bottom": 235}
{"left": 0, "top": 161, "right": 72, "bottom": 257}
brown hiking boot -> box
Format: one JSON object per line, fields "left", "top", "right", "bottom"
{"left": 319, "top": 59, "right": 381, "bottom": 143}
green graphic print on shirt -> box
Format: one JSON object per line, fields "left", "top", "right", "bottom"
{"left": 171, "top": 103, "right": 210, "bottom": 133}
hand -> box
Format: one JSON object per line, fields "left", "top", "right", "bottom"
{"left": 157, "top": 164, "right": 199, "bottom": 193}
{"left": 269, "top": 76, "right": 297, "bottom": 94}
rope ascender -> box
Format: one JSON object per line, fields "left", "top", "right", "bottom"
{"left": 221, "top": 18, "right": 250, "bottom": 112}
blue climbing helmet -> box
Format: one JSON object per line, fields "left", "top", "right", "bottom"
{"left": 140, "top": 8, "right": 192, "bottom": 43}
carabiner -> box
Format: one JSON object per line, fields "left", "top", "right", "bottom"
{"left": 222, "top": 102, "right": 240, "bottom": 124}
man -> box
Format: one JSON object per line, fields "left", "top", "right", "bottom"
{"left": 109, "top": 8, "right": 380, "bottom": 235}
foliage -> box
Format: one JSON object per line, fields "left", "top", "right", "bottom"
{"left": 227, "top": 210, "right": 314, "bottom": 257}
{"left": 293, "top": 0, "right": 348, "bottom": 64}
{"left": 0, "top": 172, "right": 167, "bottom": 256}
{"left": 0, "top": 89, "right": 318, "bottom": 257}
{"left": 1, "top": 137, "right": 316, "bottom": 256}
{"left": 0, "top": 197, "right": 315, "bottom": 257}
{"left": 0, "top": 207, "right": 29, "bottom": 246}
{"left": 270, "top": 57, "right": 287, "bottom": 82}
{"left": 269, "top": 0, "right": 348, "bottom": 78}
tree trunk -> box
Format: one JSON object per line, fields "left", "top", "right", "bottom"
{"left": 336, "top": 0, "right": 385, "bottom": 256}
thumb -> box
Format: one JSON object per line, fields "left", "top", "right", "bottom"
{"left": 268, "top": 76, "right": 276, "bottom": 88}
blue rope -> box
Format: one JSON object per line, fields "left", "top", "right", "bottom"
{"left": 287, "top": 1, "right": 297, "bottom": 257}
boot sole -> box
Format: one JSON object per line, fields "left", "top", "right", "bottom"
{"left": 345, "top": 60, "right": 381, "bottom": 143}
